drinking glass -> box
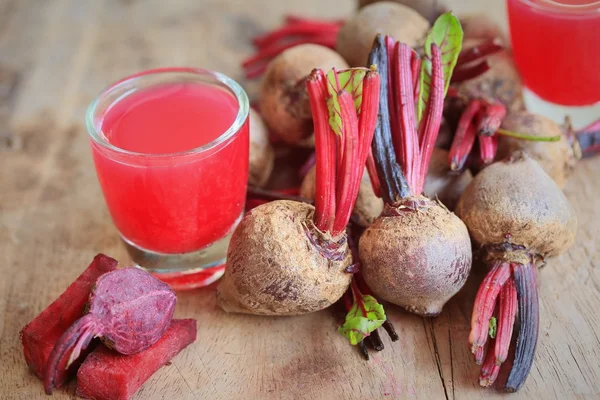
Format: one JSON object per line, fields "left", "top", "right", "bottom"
{"left": 86, "top": 68, "right": 249, "bottom": 290}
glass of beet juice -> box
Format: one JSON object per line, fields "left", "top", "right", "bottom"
{"left": 507, "top": 0, "right": 600, "bottom": 128}
{"left": 86, "top": 68, "right": 249, "bottom": 290}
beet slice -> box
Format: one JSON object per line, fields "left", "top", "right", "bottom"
{"left": 76, "top": 319, "right": 197, "bottom": 400}
{"left": 20, "top": 254, "right": 118, "bottom": 387}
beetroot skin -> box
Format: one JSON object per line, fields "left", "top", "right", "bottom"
{"left": 20, "top": 254, "right": 117, "bottom": 387}
{"left": 76, "top": 319, "right": 197, "bottom": 400}
{"left": 44, "top": 267, "right": 176, "bottom": 394}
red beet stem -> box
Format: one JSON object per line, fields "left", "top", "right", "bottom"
{"left": 505, "top": 263, "right": 539, "bottom": 392}
{"left": 386, "top": 36, "right": 403, "bottom": 166}
{"left": 449, "top": 99, "right": 482, "bottom": 171}
{"left": 333, "top": 91, "right": 361, "bottom": 236}
{"left": 392, "top": 42, "right": 419, "bottom": 193}
{"left": 253, "top": 22, "right": 340, "bottom": 48}
{"left": 479, "top": 135, "right": 498, "bottom": 165}
{"left": 284, "top": 15, "right": 345, "bottom": 26}
{"left": 450, "top": 60, "right": 491, "bottom": 83}
{"left": 457, "top": 38, "right": 504, "bottom": 65}
{"left": 358, "top": 72, "right": 381, "bottom": 170}
{"left": 307, "top": 70, "right": 336, "bottom": 232}
{"left": 368, "top": 35, "right": 411, "bottom": 202}
{"left": 350, "top": 279, "right": 369, "bottom": 318}
{"left": 576, "top": 118, "right": 600, "bottom": 156}
{"left": 495, "top": 277, "right": 517, "bottom": 365}
{"left": 578, "top": 118, "right": 600, "bottom": 133}
{"left": 412, "top": 52, "right": 422, "bottom": 113}
{"left": 469, "top": 261, "right": 511, "bottom": 362}
{"left": 415, "top": 43, "right": 444, "bottom": 194}
{"left": 44, "top": 314, "right": 100, "bottom": 394}
{"left": 479, "top": 338, "right": 501, "bottom": 387}
{"left": 366, "top": 151, "right": 382, "bottom": 198}
{"left": 242, "top": 33, "right": 337, "bottom": 78}
{"left": 476, "top": 102, "right": 507, "bottom": 136}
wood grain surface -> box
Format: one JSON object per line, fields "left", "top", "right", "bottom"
{"left": 1, "top": 0, "right": 598, "bottom": 399}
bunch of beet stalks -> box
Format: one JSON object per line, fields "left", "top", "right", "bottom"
{"left": 20, "top": 254, "right": 197, "bottom": 400}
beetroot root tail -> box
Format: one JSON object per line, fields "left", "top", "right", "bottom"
{"left": 479, "top": 339, "right": 501, "bottom": 387}
{"left": 505, "top": 263, "right": 539, "bottom": 392}
{"left": 469, "top": 261, "right": 510, "bottom": 363}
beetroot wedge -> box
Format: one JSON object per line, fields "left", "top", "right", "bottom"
{"left": 20, "top": 254, "right": 118, "bottom": 387}
{"left": 44, "top": 267, "right": 177, "bottom": 394}
{"left": 76, "top": 319, "right": 197, "bottom": 400}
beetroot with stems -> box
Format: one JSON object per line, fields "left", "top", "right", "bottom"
{"left": 217, "top": 66, "right": 380, "bottom": 315}
{"left": 76, "top": 319, "right": 197, "bottom": 400}
{"left": 456, "top": 152, "right": 577, "bottom": 391}
{"left": 445, "top": 36, "right": 525, "bottom": 171}
{"left": 20, "top": 254, "right": 117, "bottom": 387}
{"left": 43, "top": 267, "right": 176, "bottom": 394}
{"left": 359, "top": 14, "right": 472, "bottom": 316}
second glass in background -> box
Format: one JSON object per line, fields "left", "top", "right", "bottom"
{"left": 507, "top": 0, "right": 600, "bottom": 128}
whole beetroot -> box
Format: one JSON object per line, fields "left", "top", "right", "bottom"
{"left": 300, "top": 165, "right": 383, "bottom": 227}
{"left": 456, "top": 152, "right": 577, "bottom": 391}
{"left": 218, "top": 67, "right": 380, "bottom": 315}
{"left": 336, "top": 2, "right": 430, "bottom": 66}
{"left": 359, "top": 28, "right": 471, "bottom": 316}
{"left": 358, "top": 0, "right": 444, "bottom": 23}
{"left": 248, "top": 108, "right": 275, "bottom": 187}
{"left": 496, "top": 111, "right": 577, "bottom": 188}
{"left": 43, "top": 267, "right": 176, "bottom": 394}
{"left": 259, "top": 44, "right": 348, "bottom": 146}
{"left": 218, "top": 200, "right": 352, "bottom": 315}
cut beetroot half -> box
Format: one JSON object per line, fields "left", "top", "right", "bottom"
{"left": 76, "top": 319, "right": 197, "bottom": 400}
{"left": 20, "top": 254, "right": 118, "bottom": 387}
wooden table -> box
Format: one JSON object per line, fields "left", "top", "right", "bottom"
{"left": 1, "top": 0, "right": 599, "bottom": 399}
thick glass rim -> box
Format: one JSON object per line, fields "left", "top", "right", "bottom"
{"left": 86, "top": 67, "right": 249, "bottom": 158}
{"left": 518, "top": 0, "right": 600, "bottom": 13}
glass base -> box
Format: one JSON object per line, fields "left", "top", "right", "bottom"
{"left": 522, "top": 87, "right": 600, "bottom": 130}
{"left": 121, "top": 216, "right": 241, "bottom": 290}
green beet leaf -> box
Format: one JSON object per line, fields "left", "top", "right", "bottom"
{"left": 417, "top": 12, "right": 463, "bottom": 122}
{"left": 338, "top": 295, "right": 386, "bottom": 345}
{"left": 489, "top": 317, "right": 497, "bottom": 339}
{"left": 325, "top": 68, "right": 370, "bottom": 136}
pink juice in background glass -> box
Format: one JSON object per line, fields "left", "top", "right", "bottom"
{"left": 507, "top": 0, "right": 600, "bottom": 106}
{"left": 89, "top": 70, "right": 249, "bottom": 265}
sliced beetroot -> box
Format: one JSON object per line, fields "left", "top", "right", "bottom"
{"left": 76, "top": 319, "right": 197, "bottom": 400}
{"left": 20, "top": 254, "right": 118, "bottom": 387}
{"left": 43, "top": 267, "right": 176, "bottom": 394}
